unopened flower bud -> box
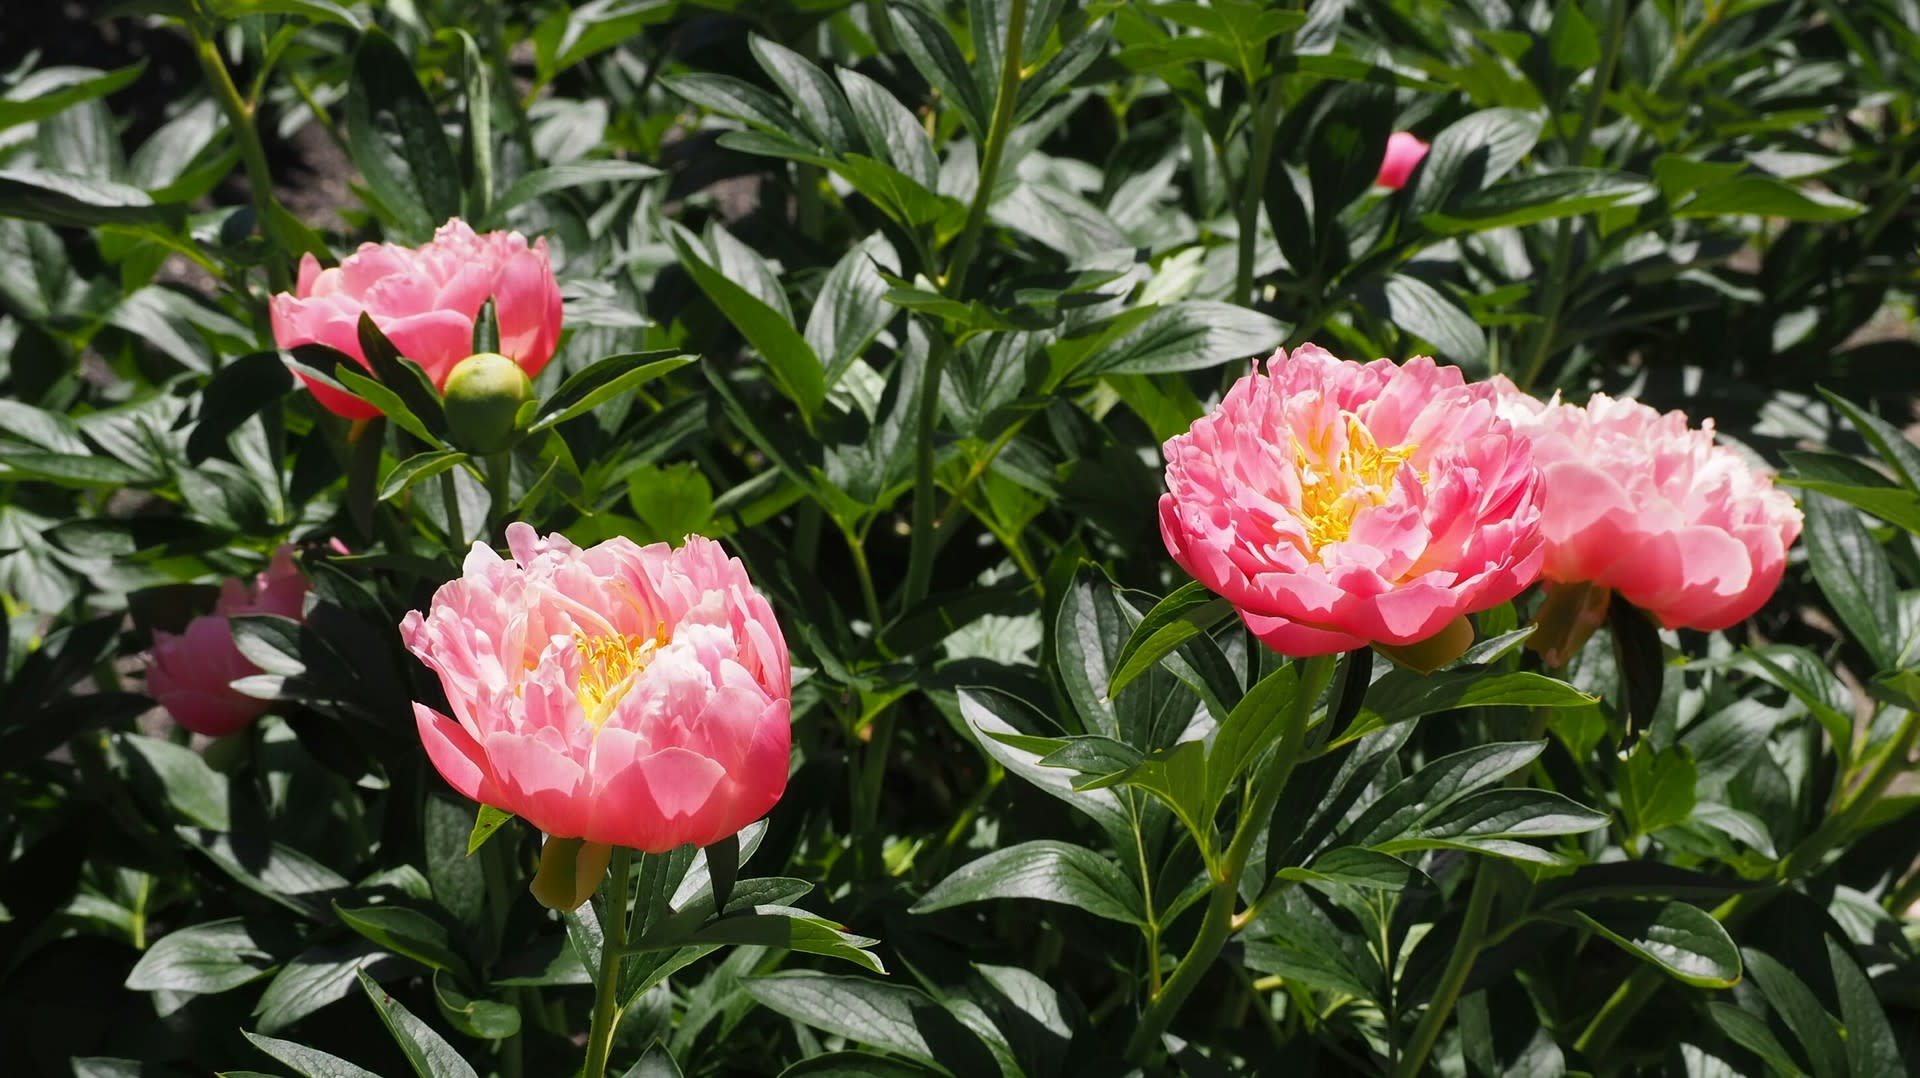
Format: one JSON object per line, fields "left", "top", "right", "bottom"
{"left": 443, "top": 352, "right": 533, "bottom": 454}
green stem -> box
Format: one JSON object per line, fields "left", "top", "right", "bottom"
{"left": 1235, "top": 68, "right": 1286, "bottom": 308}
{"left": 905, "top": 0, "right": 1028, "bottom": 611}
{"left": 1514, "top": 0, "right": 1627, "bottom": 390}
{"left": 441, "top": 468, "right": 466, "bottom": 547}
{"left": 841, "top": 522, "right": 884, "bottom": 629}
{"left": 581, "top": 848, "right": 632, "bottom": 1078}
{"left": 483, "top": 452, "right": 512, "bottom": 535}
{"left": 1125, "top": 654, "right": 1337, "bottom": 1063}
{"left": 1393, "top": 865, "right": 1497, "bottom": 1078}
{"left": 190, "top": 24, "right": 288, "bottom": 292}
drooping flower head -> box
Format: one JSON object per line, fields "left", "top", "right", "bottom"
{"left": 1494, "top": 382, "right": 1802, "bottom": 639}
{"left": 1377, "top": 131, "right": 1430, "bottom": 191}
{"left": 148, "top": 545, "right": 309, "bottom": 737}
{"left": 401, "top": 524, "right": 791, "bottom": 855}
{"left": 1160, "top": 346, "right": 1544, "bottom": 662}
{"left": 271, "top": 219, "right": 563, "bottom": 418}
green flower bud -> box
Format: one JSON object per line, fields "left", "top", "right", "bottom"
{"left": 442, "top": 352, "right": 533, "bottom": 454}
{"left": 530, "top": 836, "right": 612, "bottom": 912}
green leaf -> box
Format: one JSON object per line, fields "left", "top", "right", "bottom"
{"left": 205, "top": 0, "right": 363, "bottom": 26}
{"left": 467, "top": 805, "right": 514, "bottom": 855}
{"left": 1419, "top": 169, "right": 1653, "bottom": 234}
{"left": 242, "top": 1031, "right": 380, "bottom": 1078}
{"left": 748, "top": 36, "right": 858, "bottom": 154}
{"left": 432, "top": 971, "right": 521, "bottom": 1040}
{"left": 1818, "top": 388, "right": 1920, "bottom": 494}
{"left": 890, "top": 4, "right": 989, "bottom": 140}
{"left": 680, "top": 906, "right": 885, "bottom": 973}
{"left": 186, "top": 351, "right": 295, "bottom": 463}
{"left": 777, "top": 1054, "right": 937, "bottom": 1078}
{"left": 911, "top": 840, "right": 1145, "bottom": 925}
{"left": 126, "top": 918, "right": 277, "bottom": 994}
{"left": 1077, "top": 301, "right": 1286, "bottom": 377}
{"left": 345, "top": 30, "right": 460, "bottom": 237}
{"left": 1779, "top": 477, "right": 1920, "bottom": 536}
{"left": 0, "top": 64, "right": 145, "bottom": 132}
{"left": 1708, "top": 1001, "right": 1803, "bottom": 1077}
{"left": 1330, "top": 672, "right": 1593, "bottom": 748}
{"left": 1745, "top": 949, "right": 1847, "bottom": 1078}
{"left": 1676, "top": 175, "right": 1863, "bottom": 221}
{"left": 1563, "top": 902, "right": 1742, "bottom": 988}
{"left": 804, "top": 235, "right": 900, "bottom": 386}
{"left": 530, "top": 350, "right": 694, "bottom": 433}
{"left": 1803, "top": 493, "right": 1904, "bottom": 670}
{"left": 1742, "top": 645, "right": 1855, "bottom": 762}
{"left": 1202, "top": 662, "right": 1299, "bottom": 818}
{"left": 379, "top": 450, "right": 468, "bottom": 502}
{"left": 745, "top": 974, "right": 984, "bottom": 1071}
{"left": 1618, "top": 742, "right": 1698, "bottom": 838}
{"left": 1338, "top": 742, "right": 1547, "bottom": 849}
{"left": 1107, "top": 582, "right": 1233, "bottom": 699}
{"left": 178, "top": 827, "right": 350, "bottom": 921}
{"left": 0, "top": 168, "right": 181, "bottom": 227}
{"left": 667, "top": 224, "right": 824, "bottom": 417}
{"left": 117, "top": 733, "right": 231, "bottom": 831}
{"left": 960, "top": 688, "right": 1131, "bottom": 842}
{"left": 252, "top": 940, "right": 403, "bottom": 1033}
{"left": 836, "top": 70, "right": 938, "bottom": 189}
{"left": 1827, "top": 937, "right": 1901, "bottom": 1078}
{"left": 1404, "top": 108, "right": 1543, "bottom": 221}
{"left": 1277, "top": 847, "right": 1420, "bottom": 891}
{"left": 492, "top": 160, "right": 662, "bottom": 216}
{"left": 1381, "top": 274, "right": 1485, "bottom": 366}
{"left": 357, "top": 970, "right": 478, "bottom": 1078}
{"left": 334, "top": 904, "right": 467, "bottom": 977}
{"left": 1371, "top": 788, "right": 1607, "bottom": 864}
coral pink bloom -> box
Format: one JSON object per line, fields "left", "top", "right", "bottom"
{"left": 148, "top": 546, "right": 309, "bottom": 737}
{"left": 401, "top": 524, "right": 792, "bottom": 853}
{"left": 1494, "top": 383, "right": 1803, "bottom": 632}
{"left": 1377, "top": 132, "right": 1429, "bottom": 190}
{"left": 1160, "top": 347, "right": 1544, "bottom": 658}
{"left": 271, "top": 219, "right": 564, "bottom": 418}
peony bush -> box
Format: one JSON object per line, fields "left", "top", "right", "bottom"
{"left": 2, "top": 2, "right": 1918, "bottom": 1077}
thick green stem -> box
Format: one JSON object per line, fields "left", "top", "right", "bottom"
{"left": 190, "top": 26, "right": 288, "bottom": 292}
{"left": 581, "top": 848, "right": 632, "bottom": 1078}
{"left": 1125, "top": 654, "right": 1337, "bottom": 1062}
{"left": 1393, "top": 865, "right": 1497, "bottom": 1078}
{"left": 1514, "top": 0, "right": 1627, "bottom": 390}
{"left": 1234, "top": 70, "right": 1286, "bottom": 308}
{"left": 483, "top": 451, "right": 513, "bottom": 535}
{"left": 441, "top": 469, "right": 466, "bottom": 547}
{"left": 903, "top": 0, "right": 1028, "bottom": 611}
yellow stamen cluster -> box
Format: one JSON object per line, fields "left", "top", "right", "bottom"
{"left": 573, "top": 622, "right": 670, "bottom": 726}
{"left": 1292, "top": 415, "right": 1417, "bottom": 553}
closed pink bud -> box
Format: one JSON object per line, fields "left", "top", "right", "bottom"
{"left": 401, "top": 524, "right": 792, "bottom": 853}
{"left": 1377, "top": 132, "right": 1429, "bottom": 191}
{"left": 1159, "top": 347, "right": 1544, "bottom": 657}
{"left": 1493, "top": 381, "right": 1803, "bottom": 632}
{"left": 271, "top": 219, "right": 564, "bottom": 418}
{"left": 147, "top": 546, "right": 309, "bottom": 737}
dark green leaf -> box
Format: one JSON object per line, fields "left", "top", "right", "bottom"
{"left": 345, "top": 31, "right": 460, "bottom": 237}
{"left": 357, "top": 969, "right": 479, "bottom": 1078}
{"left": 911, "top": 840, "right": 1144, "bottom": 925}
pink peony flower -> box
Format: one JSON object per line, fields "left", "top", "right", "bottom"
{"left": 1159, "top": 347, "right": 1544, "bottom": 659}
{"left": 148, "top": 546, "right": 309, "bottom": 737}
{"left": 1494, "top": 382, "right": 1803, "bottom": 633}
{"left": 271, "top": 218, "right": 563, "bottom": 418}
{"left": 401, "top": 524, "right": 791, "bottom": 854}
{"left": 1377, "top": 132, "right": 1429, "bottom": 191}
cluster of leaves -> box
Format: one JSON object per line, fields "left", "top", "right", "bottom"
{"left": 1, "top": 0, "right": 1917, "bottom": 1076}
